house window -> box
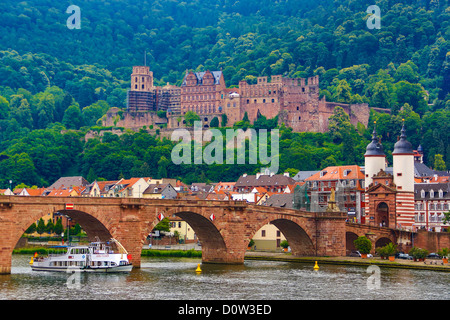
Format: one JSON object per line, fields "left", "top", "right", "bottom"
{"left": 261, "top": 230, "right": 266, "bottom": 237}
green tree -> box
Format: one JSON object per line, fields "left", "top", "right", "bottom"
{"left": 221, "top": 113, "right": 228, "bottom": 127}
{"left": 210, "top": 116, "right": 219, "bottom": 128}
{"left": 25, "top": 223, "right": 36, "bottom": 234}
{"left": 353, "top": 236, "right": 372, "bottom": 255}
{"left": 153, "top": 217, "right": 171, "bottom": 232}
{"left": 0, "top": 95, "right": 9, "bottom": 120}
{"left": 433, "top": 154, "right": 446, "bottom": 171}
{"left": 54, "top": 218, "right": 64, "bottom": 235}
{"left": 184, "top": 111, "right": 200, "bottom": 127}
{"left": 370, "top": 81, "right": 392, "bottom": 109}
{"left": 45, "top": 219, "right": 54, "bottom": 234}
{"left": 36, "top": 218, "right": 46, "bottom": 236}
{"left": 333, "top": 79, "right": 352, "bottom": 104}
{"left": 62, "top": 104, "right": 83, "bottom": 129}
{"left": 157, "top": 156, "right": 170, "bottom": 178}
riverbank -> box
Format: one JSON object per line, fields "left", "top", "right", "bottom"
{"left": 13, "top": 247, "right": 449, "bottom": 272}
{"left": 244, "top": 251, "right": 450, "bottom": 272}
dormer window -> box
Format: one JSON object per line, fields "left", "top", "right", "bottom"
{"left": 438, "top": 189, "right": 443, "bottom": 198}
{"left": 343, "top": 169, "right": 351, "bottom": 176}
{"left": 421, "top": 190, "right": 425, "bottom": 198}
{"left": 430, "top": 190, "right": 434, "bottom": 198}
{"left": 320, "top": 170, "right": 327, "bottom": 177}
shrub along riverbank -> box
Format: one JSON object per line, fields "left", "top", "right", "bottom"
{"left": 13, "top": 247, "right": 202, "bottom": 258}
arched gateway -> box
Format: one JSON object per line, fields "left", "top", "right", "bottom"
{"left": 0, "top": 196, "right": 346, "bottom": 274}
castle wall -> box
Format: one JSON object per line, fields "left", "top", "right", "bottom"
{"left": 102, "top": 109, "right": 167, "bottom": 129}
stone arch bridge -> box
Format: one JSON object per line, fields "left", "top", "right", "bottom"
{"left": 0, "top": 195, "right": 350, "bottom": 274}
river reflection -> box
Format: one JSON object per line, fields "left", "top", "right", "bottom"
{"left": 0, "top": 255, "right": 448, "bottom": 300}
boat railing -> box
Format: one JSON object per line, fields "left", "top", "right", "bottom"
{"left": 48, "top": 252, "right": 66, "bottom": 258}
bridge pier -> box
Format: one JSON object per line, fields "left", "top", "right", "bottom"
{"left": 0, "top": 252, "right": 12, "bottom": 274}
{"left": 0, "top": 216, "right": 15, "bottom": 274}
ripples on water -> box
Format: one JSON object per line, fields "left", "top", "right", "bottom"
{"left": 0, "top": 255, "right": 448, "bottom": 300}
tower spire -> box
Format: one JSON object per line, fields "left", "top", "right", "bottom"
{"left": 365, "top": 120, "right": 385, "bottom": 156}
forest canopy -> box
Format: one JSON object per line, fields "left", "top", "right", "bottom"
{"left": 0, "top": 0, "right": 448, "bottom": 188}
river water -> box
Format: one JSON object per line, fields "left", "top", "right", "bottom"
{"left": 0, "top": 255, "right": 448, "bottom": 300}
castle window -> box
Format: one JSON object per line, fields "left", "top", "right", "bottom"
{"left": 247, "top": 99, "right": 250, "bottom": 104}
{"left": 142, "top": 84, "right": 144, "bottom": 89}
{"left": 272, "top": 99, "right": 275, "bottom": 103}
{"left": 397, "top": 173, "right": 402, "bottom": 176}
{"left": 135, "top": 85, "right": 138, "bottom": 89}
{"left": 263, "top": 99, "right": 266, "bottom": 103}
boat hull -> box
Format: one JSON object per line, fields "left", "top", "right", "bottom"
{"left": 31, "top": 264, "right": 133, "bottom": 273}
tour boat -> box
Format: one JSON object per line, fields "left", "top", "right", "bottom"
{"left": 30, "top": 238, "right": 133, "bottom": 273}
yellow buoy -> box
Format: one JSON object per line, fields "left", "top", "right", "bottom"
{"left": 313, "top": 261, "right": 319, "bottom": 270}
{"left": 29, "top": 257, "right": 34, "bottom": 265}
{"left": 195, "top": 263, "right": 202, "bottom": 273}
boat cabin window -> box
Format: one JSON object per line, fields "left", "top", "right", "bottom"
{"left": 69, "top": 248, "right": 89, "bottom": 255}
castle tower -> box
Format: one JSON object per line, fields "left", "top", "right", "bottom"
{"left": 131, "top": 66, "right": 153, "bottom": 92}
{"left": 392, "top": 120, "right": 415, "bottom": 229}
{"left": 364, "top": 122, "right": 386, "bottom": 224}
{"left": 364, "top": 122, "right": 386, "bottom": 190}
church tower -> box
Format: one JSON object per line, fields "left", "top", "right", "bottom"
{"left": 392, "top": 120, "right": 415, "bottom": 229}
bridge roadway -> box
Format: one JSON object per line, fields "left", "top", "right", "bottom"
{"left": 0, "top": 195, "right": 407, "bottom": 274}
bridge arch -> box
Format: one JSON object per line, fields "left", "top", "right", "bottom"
{"left": 13, "top": 209, "right": 115, "bottom": 249}
{"left": 165, "top": 207, "right": 228, "bottom": 263}
{"left": 270, "top": 219, "right": 315, "bottom": 256}
{"left": 375, "top": 237, "right": 393, "bottom": 248}
{"left": 249, "top": 215, "right": 316, "bottom": 257}
{"left": 345, "top": 231, "right": 359, "bottom": 255}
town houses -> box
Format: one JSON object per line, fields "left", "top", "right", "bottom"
{"left": 2, "top": 122, "right": 449, "bottom": 249}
